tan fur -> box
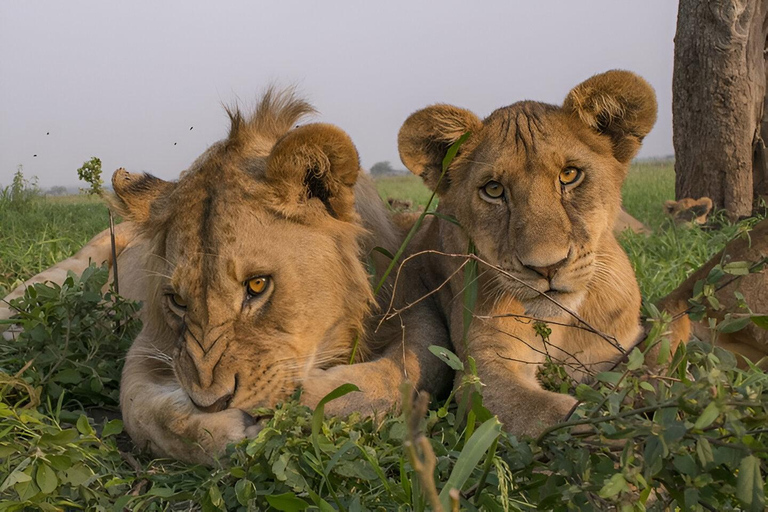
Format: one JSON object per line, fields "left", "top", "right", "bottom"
{"left": 1, "top": 89, "right": 450, "bottom": 464}
{"left": 398, "top": 70, "right": 657, "bottom": 437}
{"left": 615, "top": 208, "right": 652, "bottom": 236}
{"left": 664, "top": 197, "right": 713, "bottom": 226}
{"left": 656, "top": 218, "right": 768, "bottom": 368}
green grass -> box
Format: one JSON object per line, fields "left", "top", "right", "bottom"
{"left": 1, "top": 164, "right": 767, "bottom": 510}
{"left": 374, "top": 174, "right": 433, "bottom": 208}
{"left": 0, "top": 195, "right": 109, "bottom": 296}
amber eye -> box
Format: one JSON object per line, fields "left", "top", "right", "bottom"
{"left": 481, "top": 180, "right": 504, "bottom": 200}
{"left": 169, "top": 293, "right": 187, "bottom": 310}
{"left": 246, "top": 277, "right": 269, "bottom": 297}
{"left": 559, "top": 167, "right": 583, "bottom": 186}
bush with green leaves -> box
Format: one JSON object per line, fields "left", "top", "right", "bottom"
{"left": 76, "top": 157, "right": 104, "bottom": 196}
{"left": 1, "top": 265, "right": 141, "bottom": 412}
{"left": 1, "top": 159, "right": 767, "bottom": 510}
{"left": 1, "top": 263, "right": 767, "bottom": 511}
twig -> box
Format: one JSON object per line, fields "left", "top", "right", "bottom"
{"left": 402, "top": 385, "right": 444, "bottom": 512}
{"left": 109, "top": 209, "right": 119, "bottom": 295}
{"left": 384, "top": 249, "right": 625, "bottom": 353}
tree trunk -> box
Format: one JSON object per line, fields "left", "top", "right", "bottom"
{"left": 673, "top": 0, "right": 768, "bottom": 218}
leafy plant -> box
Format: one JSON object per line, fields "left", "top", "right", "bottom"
{"left": 1, "top": 264, "right": 141, "bottom": 412}
{"left": 76, "top": 157, "right": 103, "bottom": 196}
{"left": 1, "top": 160, "right": 768, "bottom": 510}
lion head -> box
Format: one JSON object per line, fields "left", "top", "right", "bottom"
{"left": 664, "top": 197, "right": 713, "bottom": 226}
{"left": 110, "top": 89, "right": 374, "bottom": 414}
{"left": 399, "top": 70, "right": 657, "bottom": 318}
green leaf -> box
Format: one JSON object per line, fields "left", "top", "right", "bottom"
{"left": 656, "top": 336, "right": 671, "bottom": 365}
{"left": 333, "top": 459, "right": 378, "bottom": 481}
{"left": 626, "top": 347, "right": 644, "bottom": 370}
{"left": 692, "top": 279, "right": 704, "bottom": 299}
{"left": 307, "top": 489, "right": 336, "bottom": 512}
{"left": 575, "top": 383, "right": 603, "bottom": 404}
{"left": 696, "top": 438, "right": 714, "bottom": 467}
{"left": 234, "top": 478, "right": 254, "bottom": 506}
{"left": 0, "top": 467, "right": 31, "bottom": 493}
{"left": 207, "top": 484, "right": 223, "bottom": 508}
{"left": 672, "top": 454, "right": 697, "bottom": 476}
{"left": 75, "top": 415, "right": 93, "bottom": 435}
{"left": 752, "top": 315, "right": 768, "bottom": 330}
{"left": 146, "top": 486, "right": 176, "bottom": 497}
{"left": 643, "top": 436, "right": 664, "bottom": 476}
{"left": 438, "top": 417, "right": 502, "bottom": 511}
{"left": 35, "top": 463, "right": 57, "bottom": 495}
{"left": 723, "top": 261, "right": 751, "bottom": 275}
{"left": 266, "top": 492, "right": 310, "bottom": 511}
{"left": 737, "top": 455, "right": 765, "bottom": 512}
{"left": 429, "top": 345, "right": 464, "bottom": 371}
{"left": 598, "top": 473, "right": 629, "bottom": 498}
{"left": 706, "top": 266, "right": 725, "bottom": 284}
{"left": 595, "top": 371, "right": 622, "bottom": 385}
{"left": 101, "top": 419, "right": 123, "bottom": 438}
{"left": 371, "top": 246, "right": 395, "bottom": 260}
{"left": 693, "top": 402, "right": 720, "bottom": 430}
{"left": 717, "top": 316, "right": 751, "bottom": 333}
{"left": 311, "top": 383, "right": 360, "bottom": 481}
{"left": 442, "top": 132, "right": 471, "bottom": 172}
{"left": 52, "top": 368, "right": 81, "bottom": 384}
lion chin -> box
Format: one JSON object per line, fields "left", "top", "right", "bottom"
{"left": 508, "top": 284, "right": 587, "bottom": 319}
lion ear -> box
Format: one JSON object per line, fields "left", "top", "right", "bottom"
{"left": 108, "top": 168, "right": 176, "bottom": 224}
{"left": 689, "top": 197, "right": 713, "bottom": 223}
{"left": 266, "top": 123, "right": 360, "bottom": 221}
{"left": 398, "top": 105, "right": 482, "bottom": 193}
{"left": 563, "top": 70, "right": 657, "bottom": 163}
{"left": 664, "top": 200, "right": 678, "bottom": 215}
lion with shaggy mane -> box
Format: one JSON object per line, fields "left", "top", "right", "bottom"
{"left": 397, "top": 70, "right": 658, "bottom": 436}
{"left": 1, "top": 90, "right": 450, "bottom": 464}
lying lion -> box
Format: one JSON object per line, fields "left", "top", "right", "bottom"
{"left": 0, "top": 89, "right": 451, "bottom": 464}
{"left": 664, "top": 197, "right": 713, "bottom": 226}
{"left": 658, "top": 218, "right": 767, "bottom": 367}
{"left": 397, "top": 70, "right": 657, "bottom": 437}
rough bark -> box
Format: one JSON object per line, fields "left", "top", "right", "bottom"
{"left": 673, "top": 0, "right": 768, "bottom": 218}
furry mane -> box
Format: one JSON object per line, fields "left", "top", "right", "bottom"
{"left": 224, "top": 86, "right": 317, "bottom": 157}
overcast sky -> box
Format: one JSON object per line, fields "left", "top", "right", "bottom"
{"left": 0, "top": 1, "right": 679, "bottom": 188}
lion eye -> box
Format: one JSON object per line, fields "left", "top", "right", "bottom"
{"left": 481, "top": 180, "right": 504, "bottom": 200}
{"left": 169, "top": 293, "right": 187, "bottom": 310}
{"left": 246, "top": 277, "right": 269, "bottom": 297}
{"left": 559, "top": 167, "right": 583, "bottom": 186}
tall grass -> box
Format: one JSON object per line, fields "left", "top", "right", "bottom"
{"left": 0, "top": 193, "right": 108, "bottom": 295}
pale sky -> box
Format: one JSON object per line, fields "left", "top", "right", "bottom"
{"left": 0, "top": 1, "right": 679, "bottom": 188}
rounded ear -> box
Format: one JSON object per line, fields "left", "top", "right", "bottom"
{"left": 690, "top": 197, "right": 714, "bottom": 219}
{"left": 266, "top": 123, "right": 360, "bottom": 221}
{"left": 563, "top": 70, "right": 657, "bottom": 163}
{"left": 108, "top": 168, "right": 175, "bottom": 224}
{"left": 398, "top": 105, "right": 482, "bottom": 193}
{"left": 664, "top": 200, "right": 678, "bottom": 215}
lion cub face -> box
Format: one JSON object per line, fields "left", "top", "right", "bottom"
{"left": 664, "top": 197, "right": 713, "bottom": 226}
{"left": 109, "top": 102, "right": 372, "bottom": 414}
{"left": 400, "top": 70, "right": 657, "bottom": 317}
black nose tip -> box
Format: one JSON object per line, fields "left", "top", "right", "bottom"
{"left": 193, "top": 392, "right": 233, "bottom": 413}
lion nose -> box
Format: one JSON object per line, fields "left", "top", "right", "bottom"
{"left": 192, "top": 392, "right": 234, "bottom": 413}
{"left": 520, "top": 256, "right": 568, "bottom": 281}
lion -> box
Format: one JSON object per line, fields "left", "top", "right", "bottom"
{"left": 396, "top": 70, "right": 657, "bottom": 437}
{"left": 657, "top": 218, "right": 768, "bottom": 368}
{"left": 615, "top": 208, "right": 651, "bottom": 236}
{"left": 0, "top": 89, "right": 451, "bottom": 464}
{"left": 664, "top": 197, "right": 713, "bottom": 226}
